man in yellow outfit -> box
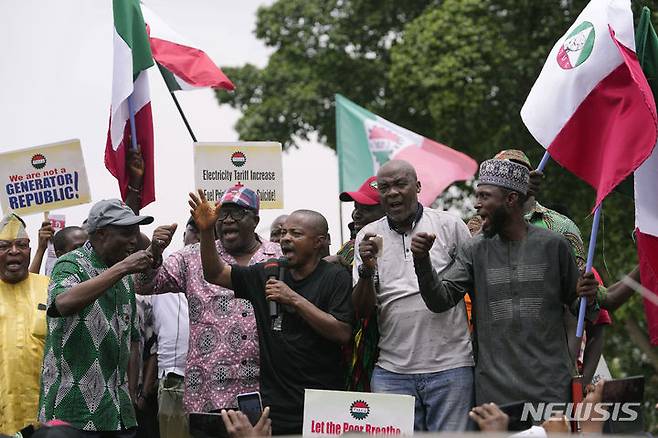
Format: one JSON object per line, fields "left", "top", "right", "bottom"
{"left": 0, "top": 213, "right": 49, "bottom": 434}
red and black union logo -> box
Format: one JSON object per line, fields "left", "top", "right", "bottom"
{"left": 231, "top": 151, "right": 247, "bottom": 167}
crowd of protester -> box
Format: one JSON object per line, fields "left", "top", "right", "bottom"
{"left": 0, "top": 148, "right": 652, "bottom": 438}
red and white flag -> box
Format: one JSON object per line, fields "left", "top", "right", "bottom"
{"left": 634, "top": 6, "right": 658, "bottom": 346}
{"left": 105, "top": 0, "right": 155, "bottom": 208}
{"left": 141, "top": 4, "right": 234, "bottom": 91}
{"left": 635, "top": 106, "right": 658, "bottom": 345}
{"left": 521, "top": 0, "right": 658, "bottom": 208}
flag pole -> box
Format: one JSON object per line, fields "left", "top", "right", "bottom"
{"left": 127, "top": 94, "right": 139, "bottom": 151}
{"left": 155, "top": 64, "right": 198, "bottom": 142}
{"left": 534, "top": 149, "right": 596, "bottom": 338}
{"left": 338, "top": 199, "right": 345, "bottom": 245}
{"left": 168, "top": 90, "right": 198, "bottom": 142}
{"left": 577, "top": 204, "right": 602, "bottom": 337}
{"left": 536, "top": 150, "right": 551, "bottom": 172}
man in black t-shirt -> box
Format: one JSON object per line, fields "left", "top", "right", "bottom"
{"left": 189, "top": 190, "right": 353, "bottom": 435}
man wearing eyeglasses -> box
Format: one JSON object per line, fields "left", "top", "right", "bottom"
{"left": 136, "top": 185, "right": 282, "bottom": 427}
{"left": 0, "top": 213, "right": 50, "bottom": 435}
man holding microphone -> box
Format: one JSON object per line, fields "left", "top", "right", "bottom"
{"left": 189, "top": 190, "right": 353, "bottom": 435}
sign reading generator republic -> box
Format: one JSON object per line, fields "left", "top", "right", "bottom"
{"left": 194, "top": 142, "right": 284, "bottom": 209}
{"left": 0, "top": 139, "right": 91, "bottom": 216}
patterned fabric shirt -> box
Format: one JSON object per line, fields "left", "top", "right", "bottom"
{"left": 38, "top": 242, "right": 139, "bottom": 432}
{"left": 135, "top": 295, "right": 157, "bottom": 386}
{"left": 336, "top": 240, "right": 355, "bottom": 266}
{"left": 136, "top": 237, "right": 281, "bottom": 412}
{"left": 525, "top": 202, "right": 586, "bottom": 270}
{"left": 525, "top": 202, "right": 607, "bottom": 303}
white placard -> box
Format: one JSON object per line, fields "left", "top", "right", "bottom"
{"left": 193, "top": 142, "right": 283, "bottom": 209}
{"left": 0, "top": 139, "right": 91, "bottom": 215}
{"left": 303, "top": 389, "right": 414, "bottom": 436}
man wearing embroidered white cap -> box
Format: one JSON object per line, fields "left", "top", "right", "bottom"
{"left": 412, "top": 159, "right": 600, "bottom": 407}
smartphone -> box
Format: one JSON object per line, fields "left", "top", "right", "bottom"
{"left": 237, "top": 391, "right": 263, "bottom": 426}
{"left": 601, "top": 376, "right": 644, "bottom": 434}
{"left": 189, "top": 412, "right": 228, "bottom": 438}
{"left": 601, "top": 375, "right": 644, "bottom": 403}
{"left": 498, "top": 401, "right": 533, "bottom": 431}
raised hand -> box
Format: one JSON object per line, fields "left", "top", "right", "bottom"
{"left": 119, "top": 250, "right": 154, "bottom": 274}
{"left": 411, "top": 232, "right": 436, "bottom": 259}
{"left": 37, "top": 220, "right": 55, "bottom": 250}
{"left": 358, "top": 233, "right": 379, "bottom": 269}
{"left": 189, "top": 189, "right": 219, "bottom": 232}
{"left": 150, "top": 224, "right": 178, "bottom": 260}
{"left": 528, "top": 170, "right": 543, "bottom": 199}
{"left": 126, "top": 139, "right": 145, "bottom": 189}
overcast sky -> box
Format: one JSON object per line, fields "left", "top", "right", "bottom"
{"left": 0, "top": 0, "right": 349, "bottom": 256}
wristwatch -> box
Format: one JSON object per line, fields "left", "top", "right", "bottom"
{"left": 358, "top": 264, "right": 374, "bottom": 279}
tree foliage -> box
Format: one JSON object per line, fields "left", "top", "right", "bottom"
{"left": 217, "top": 0, "right": 658, "bottom": 430}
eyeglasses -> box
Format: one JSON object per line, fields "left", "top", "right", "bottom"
{"left": 0, "top": 239, "right": 30, "bottom": 253}
{"left": 217, "top": 208, "right": 253, "bottom": 222}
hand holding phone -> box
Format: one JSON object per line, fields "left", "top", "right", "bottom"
{"left": 237, "top": 391, "right": 263, "bottom": 426}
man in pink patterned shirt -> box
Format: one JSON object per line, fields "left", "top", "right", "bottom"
{"left": 136, "top": 185, "right": 281, "bottom": 413}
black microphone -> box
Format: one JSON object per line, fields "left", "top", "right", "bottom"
{"left": 277, "top": 256, "right": 289, "bottom": 280}
{"left": 263, "top": 258, "right": 280, "bottom": 318}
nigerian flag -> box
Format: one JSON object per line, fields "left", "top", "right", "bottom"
{"left": 335, "top": 94, "right": 477, "bottom": 206}
{"left": 105, "top": 0, "right": 156, "bottom": 208}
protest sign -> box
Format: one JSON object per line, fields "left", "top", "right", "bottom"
{"left": 0, "top": 139, "right": 91, "bottom": 215}
{"left": 303, "top": 389, "right": 414, "bottom": 436}
{"left": 194, "top": 142, "right": 283, "bottom": 209}
{"left": 44, "top": 214, "right": 65, "bottom": 276}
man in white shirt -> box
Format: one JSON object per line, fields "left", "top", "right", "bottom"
{"left": 151, "top": 217, "right": 196, "bottom": 438}
{"left": 353, "top": 160, "right": 473, "bottom": 431}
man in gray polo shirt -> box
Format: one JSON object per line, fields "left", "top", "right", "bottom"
{"left": 353, "top": 159, "right": 473, "bottom": 432}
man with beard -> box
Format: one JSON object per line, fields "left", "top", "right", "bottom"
{"left": 353, "top": 160, "right": 473, "bottom": 432}
{"left": 136, "top": 185, "right": 281, "bottom": 417}
{"left": 412, "top": 158, "right": 599, "bottom": 407}
{"left": 0, "top": 213, "right": 50, "bottom": 435}
{"left": 38, "top": 199, "right": 176, "bottom": 437}
{"left": 190, "top": 190, "right": 353, "bottom": 435}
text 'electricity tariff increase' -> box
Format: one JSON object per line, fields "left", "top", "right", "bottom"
{"left": 202, "top": 169, "right": 277, "bottom": 182}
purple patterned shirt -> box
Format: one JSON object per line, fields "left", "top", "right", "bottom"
{"left": 136, "top": 237, "right": 281, "bottom": 412}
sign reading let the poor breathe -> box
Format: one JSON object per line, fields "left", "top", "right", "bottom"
{"left": 194, "top": 142, "right": 283, "bottom": 208}
{"left": 0, "top": 139, "right": 91, "bottom": 215}
{"left": 303, "top": 389, "right": 414, "bottom": 436}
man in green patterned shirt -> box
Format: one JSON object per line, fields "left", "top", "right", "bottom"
{"left": 38, "top": 200, "right": 176, "bottom": 437}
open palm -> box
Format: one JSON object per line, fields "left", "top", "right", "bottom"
{"left": 188, "top": 189, "right": 219, "bottom": 231}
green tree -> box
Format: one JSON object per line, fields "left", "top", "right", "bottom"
{"left": 217, "top": 0, "right": 658, "bottom": 430}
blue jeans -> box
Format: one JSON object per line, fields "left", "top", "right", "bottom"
{"left": 371, "top": 365, "right": 474, "bottom": 431}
